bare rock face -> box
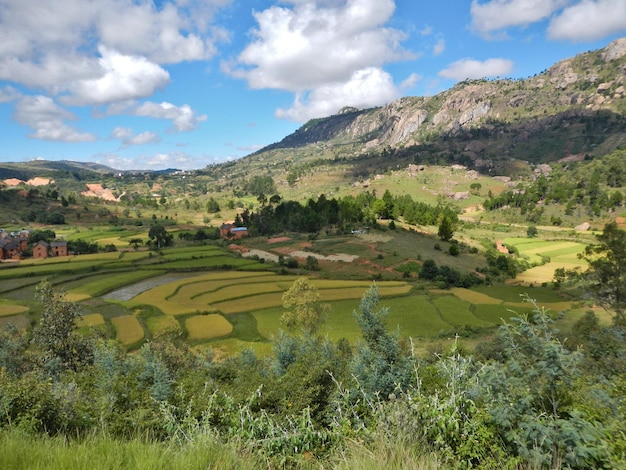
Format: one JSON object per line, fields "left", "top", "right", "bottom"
{"left": 549, "top": 60, "right": 579, "bottom": 89}
{"left": 602, "top": 38, "right": 626, "bottom": 61}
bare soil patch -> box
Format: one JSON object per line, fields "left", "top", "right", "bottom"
{"left": 267, "top": 236, "right": 291, "bottom": 244}
{"left": 288, "top": 250, "right": 358, "bottom": 262}
{"left": 242, "top": 249, "right": 280, "bottom": 263}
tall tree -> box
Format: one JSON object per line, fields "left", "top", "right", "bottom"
{"left": 438, "top": 215, "right": 455, "bottom": 241}
{"left": 31, "top": 281, "right": 92, "bottom": 372}
{"left": 581, "top": 221, "right": 626, "bottom": 320}
{"left": 350, "top": 285, "right": 411, "bottom": 398}
{"left": 148, "top": 225, "right": 173, "bottom": 249}
{"left": 281, "top": 278, "right": 329, "bottom": 336}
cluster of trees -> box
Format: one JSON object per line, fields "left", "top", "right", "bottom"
{"left": 24, "top": 209, "right": 65, "bottom": 224}
{"left": 1, "top": 278, "right": 625, "bottom": 468}
{"left": 484, "top": 150, "right": 626, "bottom": 219}
{"left": 418, "top": 258, "right": 484, "bottom": 288}
{"left": 233, "top": 191, "right": 458, "bottom": 238}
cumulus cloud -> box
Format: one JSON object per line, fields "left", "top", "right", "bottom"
{"left": 111, "top": 127, "right": 160, "bottom": 146}
{"left": 439, "top": 58, "right": 514, "bottom": 80}
{"left": 111, "top": 127, "right": 133, "bottom": 139}
{"left": 227, "top": 0, "right": 413, "bottom": 122}
{"left": 0, "top": 0, "right": 229, "bottom": 97}
{"left": 471, "top": 0, "right": 570, "bottom": 36}
{"left": 400, "top": 73, "right": 421, "bottom": 90}
{"left": 276, "top": 67, "right": 400, "bottom": 122}
{"left": 13, "top": 95, "right": 96, "bottom": 142}
{"left": 548, "top": 0, "right": 626, "bottom": 41}
{"left": 64, "top": 47, "right": 170, "bottom": 106}
{"left": 227, "top": 0, "right": 411, "bottom": 91}
{"left": 95, "top": 150, "right": 207, "bottom": 171}
{"left": 134, "top": 101, "right": 208, "bottom": 132}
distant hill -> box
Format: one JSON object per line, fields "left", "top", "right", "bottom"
{"left": 248, "top": 37, "right": 626, "bottom": 176}
{"left": 0, "top": 160, "right": 118, "bottom": 181}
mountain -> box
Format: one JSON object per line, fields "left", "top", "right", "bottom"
{"left": 249, "top": 38, "right": 626, "bottom": 176}
{"left": 0, "top": 160, "right": 117, "bottom": 181}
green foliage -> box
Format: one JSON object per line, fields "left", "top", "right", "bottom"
{"left": 244, "top": 175, "right": 276, "bottom": 196}
{"left": 350, "top": 285, "right": 411, "bottom": 399}
{"left": 438, "top": 215, "right": 454, "bottom": 242}
{"left": 581, "top": 221, "right": 626, "bottom": 318}
{"left": 31, "top": 281, "right": 92, "bottom": 372}
{"left": 148, "top": 225, "right": 173, "bottom": 249}
{"left": 479, "top": 296, "right": 607, "bottom": 468}
{"left": 281, "top": 278, "right": 329, "bottom": 335}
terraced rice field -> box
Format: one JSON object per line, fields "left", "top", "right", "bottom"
{"left": 502, "top": 238, "right": 588, "bottom": 285}
{"left": 185, "top": 314, "right": 233, "bottom": 341}
{"left": 111, "top": 315, "right": 145, "bottom": 346}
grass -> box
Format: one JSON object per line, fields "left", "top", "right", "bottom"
{"left": 111, "top": 315, "right": 145, "bottom": 346}
{"left": 0, "top": 429, "right": 262, "bottom": 470}
{"left": 185, "top": 314, "right": 233, "bottom": 341}
{"left": 145, "top": 315, "right": 181, "bottom": 337}
{"left": 76, "top": 313, "right": 105, "bottom": 328}
{"left": 472, "top": 303, "right": 533, "bottom": 324}
{"left": 432, "top": 295, "right": 492, "bottom": 328}
{"left": 0, "top": 303, "right": 28, "bottom": 317}
{"left": 503, "top": 237, "right": 588, "bottom": 284}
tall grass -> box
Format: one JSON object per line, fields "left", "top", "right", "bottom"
{"left": 0, "top": 430, "right": 261, "bottom": 470}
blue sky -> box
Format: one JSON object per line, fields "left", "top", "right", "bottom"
{"left": 1, "top": 0, "right": 626, "bottom": 171}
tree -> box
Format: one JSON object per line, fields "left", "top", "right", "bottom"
{"left": 438, "top": 215, "right": 454, "bottom": 241}
{"left": 31, "top": 281, "right": 92, "bottom": 372}
{"left": 206, "top": 197, "right": 220, "bottom": 213}
{"left": 479, "top": 298, "right": 604, "bottom": 468}
{"left": 148, "top": 225, "right": 173, "bottom": 249}
{"left": 128, "top": 238, "right": 143, "bottom": 249}
{"left": 350, "top": 285, "right": 411, "bottom": 398}
{"left": 281, "top": 278, "right": 329, "bottom": 336}
{"left": 527, "top": 225, "right": 538, "bottom": 237}
{"left": 581, "top": 221, "right": 626, "bottom": 319}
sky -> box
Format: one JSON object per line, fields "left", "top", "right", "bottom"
{"left": 1, "top": 0, "right": 626, "bottom": 171}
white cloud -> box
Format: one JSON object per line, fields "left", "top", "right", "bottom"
{"left": 439, "top": 58, "right": 514, "bottom": 80}
{"left": 276, "top": 67, "right": 400, "bottom": 122}
{"left": 433, "top": 38, "right": 446, "bottom": 56}
{"left": 64, "top": 46, "right": 170, "bottom": 106}
{"left": 400, "top": 73, "right": 421, "bottom": 90}
{"left": 471, "top": 0, "right": 570, "bottom": 36}
{"left": 548, "top": 0, "right": 626, "bottom": 41}
{"left": 14, "top": 95, "right": 96, "bottom": 142}
{"left": 111, "top": 127, "right": 160, "bottom": 146}
{"left": 111, "top": 127, "right": 133, "bottom": 139}
{"left": 96, "top": 1, "right": 221, "bottom": 64}
{"left": 128, "top": 132, "right": 161, "bottom": 146}
{"left": 134, "top": 101, "right": 207, "bottom": 132}
{"left": 95, "top": 150, "right": 206, "bottom": 171}
{"left": 228, "top": 0, "right": 411, "bottom": 91}
{"left": 0, "top": 0, "right": 230, "bottom": 97}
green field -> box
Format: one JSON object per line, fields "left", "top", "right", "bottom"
{"left": 502, "top": 238, "right": 588, "bottom": 285}
{"left": 0, "top": 231, "right": 585, "bottom": 356}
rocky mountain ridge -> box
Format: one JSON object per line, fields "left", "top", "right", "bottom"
{"left": 253, "top": 38, "right": 626, "bottom": 174}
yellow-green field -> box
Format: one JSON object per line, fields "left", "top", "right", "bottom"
{"left": 111, "top": 315, "right": 145, "bottom": 346}
{"left": 185, "top": 314, "right": 233, "bottom": 341}
{"left": 0, "top": 303, "right": 28, "bottom": 317}
{"left": 145, "top": 315, "right": 181, "bottom": 336}
{"left": 76, "top": 313, "right": 105, "bottom": 328}
{"left": 503, "top": 238, "right": 588, "bottom": 285}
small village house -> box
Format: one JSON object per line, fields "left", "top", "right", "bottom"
{"left": 32, "top": 241, "right": 50, "bottom": 259}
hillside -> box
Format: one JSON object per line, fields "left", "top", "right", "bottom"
{"left": 247, "top": 38, "right": 626, "bottom": 176}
